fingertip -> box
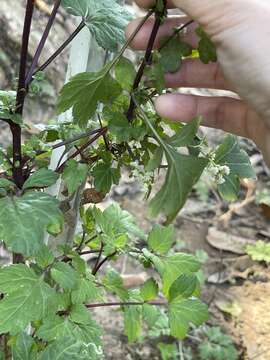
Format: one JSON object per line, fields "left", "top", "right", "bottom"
{"left": 155, "top": 94, "right": 195, "bottom": 121}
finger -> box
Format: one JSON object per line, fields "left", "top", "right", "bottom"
{"left": 135, "top": 0, "right": 176, "bottom": 9}
{"left": 165, "top": 59, "right": 232, "bottom": 91}
{"left": 126, "top": 16, "right": 198, "bottom": 50}
{"left": 155, "top": 94, "right": 263, "bottom": 142}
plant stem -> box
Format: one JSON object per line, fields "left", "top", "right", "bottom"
{"left": 25, "top": 0, "right": 62, "bottom": 85}
{"left": 126, "top": 1, "right": 167, "bottom": 122}
{"left": 32, "top": 20, "right": 85, "bottom": 78}
{"left": 86, "top": 301, "right": 166, "bottom": 309}
{"left": 92, "top": 243, "right": 104, "bottom": 275}
{"left": 12, "top": 0, "right": 35, "bottom": 192}
{"left": 12, "top": 0, "right": 35, "bottom": 265}
{"left": 92, "top": 251, "right": 117, "bottom": 275}
{"left": 56, "top": 127, "right": 108, "bottom": 172}
{"left": 159, "top": 19, "right": 194, "bottom": 50}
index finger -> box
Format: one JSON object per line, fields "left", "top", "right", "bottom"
{"left": 135, "top": 0, "right": 176, "bottom": 9}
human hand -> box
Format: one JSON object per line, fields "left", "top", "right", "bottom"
{"left": 126, "top": 0, "right": 270, "bottom": 166}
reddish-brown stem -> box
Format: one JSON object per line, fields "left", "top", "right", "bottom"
{"left": 56, "top": 127, "right": 108, "bottom": 173}
{"left": 32, "top": 20, "right": 85, "bottom": 78}
{"left": 126, "top": 1, "right": 167, "bottom": 122}
{"left": 92, "top": 251, "right": 117, "bottom": 275}
{"left": 13, "top": 0, "right": 35, "bottom": 190}
{"left": 92, "top": 243, "right": 104, "bottom": 275}
{"left": 25, "top": 0, "right": 62, "bottom": 85}
{"left": 86, "top": 301, "right": 166, "bottom": 309}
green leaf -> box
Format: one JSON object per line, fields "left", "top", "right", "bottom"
{"left": 148, "top": 224, "right": 174, "bottom": 255}
{"left": 58, "top": 65, "right": 121, "bottom": 127}
{"left": 215, "top": 135, "right": 255, "bottom": 179}
{"left": 62, "top": 0, "right": 132, "bottom": 51}
{"left": 158, "top": 342, "right": 178, "bottom": 360}
{"left": 0, "top": 178, "right": 15, "bottom": 190}
{"left": 149, "top": 150, "right": 208, "bottom": 221}
{"left": 217, "top": 174, "right": 240, "bottom": 201}
{"left": 144, "top": 250, "right": 200, "bottom": 297}
{"left": 140, "top": 278, "right": 158, "bottom": 301}
{"left": 142, "top": 304, "right": 160, "bottom": 328}
{"left": 12, "top": 332, "right": 36, "bottom": 360}
{"left": 160, "top": 37, "right": 192, "bottom": 73}
{"left": 168, "top": 298, "right": 208, "bottom": 339}
{"left": 37, "top": 307, "right": 103, "bottom": 359}
{"left": 168, "top": 274, "right": 198, "bottom": 302}
{"left": 115, "top": 57, "right": 136, "bottom": 91}
{"left": 145, "top": 62, "right": 165, "bottom": 93}
{"left": 0, "top": 192, "right": 63, "bottom": 256}
{"left": 169, "top": 118, "right": 201, "bottom": 148}
{"left": 63, "top": 159, "right": 88, "bottom": 195}
{"left": 23, "top": 168, "right": 59, "bottom": 190}
{"left": 51, "top": 262, "right": 79, "bottom": 290}
{"left": 215, "top": 135, "right": 255, "bottom": 200}
{"left": 103, "top": 268, "right": 129, "bottom": 300}
{"left": 93, "top": 203, "right": 145, "bottom": 241}
{"left": 36, "top": 245, "right": 55, "bottom": 269}
{"left": 246, "top": 240, "right": 270, "bottom": 263}
{"left": 196, "top": 27, "right": 217, "bottom": 64}
{"left": 136, "top": 102, "right": 207, "bottom": 220}
{"left": 124, "top": 305, "right": 142, "bottom": 343}
{"left": 38, "top": 337, "right": 89, "bottom": 360}
{"left": 0, "top": 265, "right": 57, "bottom": 334}
{"left": 92, "top": 161, "right": 120, "bottom": 193}
{"left": 71, "top": 276, "right": 102, "bottom": 304}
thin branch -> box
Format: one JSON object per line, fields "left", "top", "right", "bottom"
{"left": 126, "top": 1, "right": 167, "bottom": 122}
{"left": 92, "top": 251, "right": 117, "bottom": 275}
{"left": 25, "top": 0, "right": 62, "bottom": 85}
{"left": 32, "top": 20, "right": 85, "bottom": 77}
{"left": 159, "top": 20, "right": 194, "bottom": 50}
{"left": 12, "top": 0, "right": 35, "bottom": 191}
{"left": 92, "top": 243, "right": 104, "bottom": 275}
{"left": 56, "top": 127, "right": 108, "bottom": 173}
{"left": 86, "top": 301, "right": 166, "bottom": 309}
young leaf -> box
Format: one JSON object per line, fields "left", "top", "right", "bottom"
{"left": 36, "top": 245, "right": 55, "bottom": 269}
{"left": 23, "top": 168, "right": 59, "bottom": 190}
{"left": 115, "top": 57, "right": 136, "bottom": 91}
{"left": 140, "top": 278, "right": 158, "bottom": 301}
{"left": 168, "top": 298, "right": 209, "bottom": 339}
{"left": 196, "top": 27, "right": 217, "bottom": 64}
{"left": 92, "top": 161, "right": 120, "bottom": 193}
{"left": 0, "top": 192, "right": 63, "bottom": 256}
{"left": 62, "top": 0, "right": 132, "bottom": 51}
{"left": 160, "top": 37, "right": 192, "bottom": 73}
{"left": 246, "top": 240, "right": 270, "bottom": 263}
{"left": 57, "top": 65, "right": 121, "bottom": 127}
{"left": 63, "top": 159, "right": 88, "bottom": 195}
{"left": 124, "top": 305, "right": 142, "bottom": 343}
{"left": 0, "top": 265, "right": 57, "bottom": 334}
{"left": 148, "top": 224, "right": 175, "bottom": 255}
{"left": 215, "top": 135, "right": 255, "bottom": 200}
{"left": 51, "top": 262, "right": 79, "bottom": 290}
